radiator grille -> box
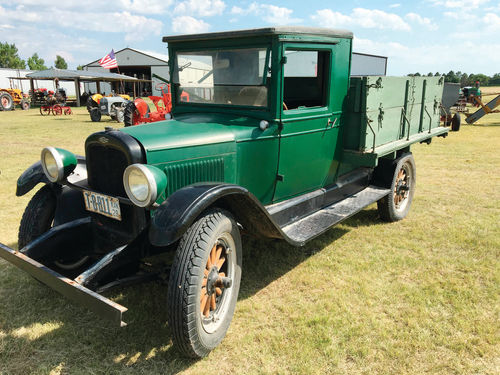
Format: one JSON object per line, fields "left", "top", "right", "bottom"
{"left": 164, "top": 157, "right": 224, "bottom": 196}
{"left": 86, "top": 144, "right": 129, "bottom": 196}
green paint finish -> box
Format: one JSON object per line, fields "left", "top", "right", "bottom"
{"left": 111, "top": 28, "right": 448, "bottom": 207}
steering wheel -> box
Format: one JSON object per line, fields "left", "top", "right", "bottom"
{"left": 155, "top": 83, "right": 169, "bottom": 92}
{"left": 283, "top": 101, "right": 289, "bottom": 111}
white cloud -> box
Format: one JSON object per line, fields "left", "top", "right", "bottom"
{"left": 483, "top": 12, "right": 500, "bottom": 31}
{"left": 230, "top": 3, "right": 301, "bottom": 25}
{"left": 429, "top": 0, "right": 490, "bottom": 9}
{"left": 389, "top": 3, "right": 401, "bottom": 7}
{"left": 311, "top": 8, "right": 411, "bottom": 31}
{"left": 0, "top": 6, "right": 162, "bottom": 42}
{"left": 119, "top": 0, "right": 173, "bottom": 14}
{"left": 174, "top": 0, "right": 225, "bottom": 17}
{"left": 354, "top": 36, "right": 500, "bottom": 76}
{"left": 172, "top": 16, "right": 210, "bottom": 33}
{"left": 406, "top": 12, "right": 438, "bottom": 30}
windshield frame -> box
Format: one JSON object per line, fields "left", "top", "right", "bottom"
{"left": 171, "top": 44, "right": 273, "bottom": 111}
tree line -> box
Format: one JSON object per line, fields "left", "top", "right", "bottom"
{"left": 0, "top": 42, "right": 67, "bottom": 70}
{"left": 408, "top": 71, "right": 500, "bottom": 86}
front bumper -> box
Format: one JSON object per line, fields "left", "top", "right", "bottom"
{"left": 0, "top": 242, "right": 128, "bottom": 327}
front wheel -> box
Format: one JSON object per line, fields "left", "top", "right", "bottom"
{"left": 377, "top": 154, "right": 416, "bottom": 222}
{"left": 168, "top": 209, "right": 242, "bottom": 358}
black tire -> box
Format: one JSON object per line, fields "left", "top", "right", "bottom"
{"left": 123, "top": 101, "right": 137, "bottom": 127}
{"left": 18, "top": 185, "right": 57, "bottom": 250}
{"left": 90, "top": 108, "right": 101, "bottom": 122}
{"left": 168, "top": 209, "right": 242, "bottom": 358}
{"left": 451, "top": 113, "right": 461, "bottom": 132}
{"left": 20, "top": 99, "right": 30, "bottom": 110}
{"left": 0, "top": 93, "right": 14, "bottom": 111}
{"left": 377, "top": 154, "right": 416, "bottom": 222}
{"left": 18, "top": 185, "right": 90, "bottom": 276}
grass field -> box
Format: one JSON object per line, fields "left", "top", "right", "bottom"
{"left": 0, "top": 97, "right": 499, "bottom": 374}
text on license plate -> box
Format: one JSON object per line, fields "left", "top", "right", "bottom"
{"left": 83, "top": 190, "right": 121, "bottom": 221}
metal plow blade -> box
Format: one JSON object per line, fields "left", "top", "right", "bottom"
{"left": 0, "top": 242, "right": 128, "bottom": 327}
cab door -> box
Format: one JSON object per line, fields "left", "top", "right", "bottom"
{"left": 273, "top": 44, "right": 341, "bottom": 202}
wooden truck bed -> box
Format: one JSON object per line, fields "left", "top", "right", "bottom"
{"left": 343, "top": 76, "right": 449, "bottom": 167}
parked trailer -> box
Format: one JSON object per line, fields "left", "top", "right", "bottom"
{"left": 0, "top": 27, "right": 451, "bottom": 358}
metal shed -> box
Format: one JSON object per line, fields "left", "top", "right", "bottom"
{"left": 17, "top": 68, "right": 147, "bottom": 106}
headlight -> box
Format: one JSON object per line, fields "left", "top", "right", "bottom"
{"left": 40, "top": 147, "right": 77, "bottom": 182}
{"left": 123, "top": 164, "right": 167, "bottom": 207}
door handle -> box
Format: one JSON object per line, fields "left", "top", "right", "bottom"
{"left": 327, "top": 118, "right": 337, "bottom": 128}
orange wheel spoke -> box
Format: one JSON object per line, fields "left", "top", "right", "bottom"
{"left": 210, "top": 294, "right": 216, "bottom": 310}
{"left": 203, "top": 296, "right": 211, "bottom": 317}
{"left": 200, "top": 294, "right": 208, "bottom": 312}
{"left": 219, "top": 272, "right": 225, "bottom": 278}
{"left": 204, "top": 269, "right": 209, "bottom": 276}
{"left": 202, "top": 278, "right": 207, "bottom": 287}
{"left": 215, "top": 245, "right": 223, "bottom": 264}
{"left": 216, "top": 287, "right": 222, "bottom": 296}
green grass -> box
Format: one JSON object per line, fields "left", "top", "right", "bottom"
{"left": 0, "top": 103, "right": 499, "bottom": 374}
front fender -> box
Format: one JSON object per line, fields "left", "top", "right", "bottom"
{"left": 148, "top": 183, "right": 292, "bottom": 247}
{"left": 16, "top": 161, "right": 49, "bottom": 196}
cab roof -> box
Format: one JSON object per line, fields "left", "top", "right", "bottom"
{"left": 163, "top": 26, "right": 353, "bottom": 43}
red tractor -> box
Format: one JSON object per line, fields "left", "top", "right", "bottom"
{"left": 123, "top": 82, "right": 189, "bottom": 126}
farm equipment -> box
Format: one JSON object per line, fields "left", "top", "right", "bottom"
{"left": 39, "top": 104, "right": 73, "bottom": 116}
{"left": 0, "top": 27, "right": 454, "bottom": 359}
{"left": 123, "top": 75, "right": 189, "bottom": 126}
{"left": 440, "top": 82, "right": 461, "bottom": 131}
{"left": 0, "top": 88, "right": 30, "bottom": 111}
{"left": 465, "top": 93, "right": 500, "bottom": 124}
{"left": 87, "top": 93, "right": 131, "bottom": 122}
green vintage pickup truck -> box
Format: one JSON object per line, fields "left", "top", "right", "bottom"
{"left": 0, "top": 27, "right": 450, "bottom": 358}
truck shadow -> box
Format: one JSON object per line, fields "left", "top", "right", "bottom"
{"left": 0, "top": 209, "right": 381, "bottom": 373}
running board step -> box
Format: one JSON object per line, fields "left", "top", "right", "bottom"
{"left": 282, "top": 186, "right": 390, "bottom": 244}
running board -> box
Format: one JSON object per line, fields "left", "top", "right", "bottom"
{"left": 282, "top": 186, "right": 390, "bottom": 244}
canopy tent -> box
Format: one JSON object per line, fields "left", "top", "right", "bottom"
{"left": 10, "top": 68, "right": 150, "bottom": 106}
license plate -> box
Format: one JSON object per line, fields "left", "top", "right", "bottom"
{"left": 83, "top": 190, "right": 121, "bottom": 221}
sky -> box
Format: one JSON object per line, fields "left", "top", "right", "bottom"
{"left": 1, "top": 0, "right": 499, "bottom": 76}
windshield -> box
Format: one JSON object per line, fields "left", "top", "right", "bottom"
{"left": 173, "top": 47, "right": 271, "bottom": 107}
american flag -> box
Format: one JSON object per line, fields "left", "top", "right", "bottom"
{"left": 98, "top": 49, "right": 118, "bottom": 69}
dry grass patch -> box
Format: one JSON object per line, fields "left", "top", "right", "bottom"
{"left": 0, "top": 103, "right": 499, "bottom": 374}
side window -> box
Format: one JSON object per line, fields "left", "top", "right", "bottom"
{"left": 283, "top": 50, "right": 330, "bottom": 110}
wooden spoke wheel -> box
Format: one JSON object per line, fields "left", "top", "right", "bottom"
{"left": 377, "top": 154, "right": 416, "bottom": 222}
{"left": 168, "top": 209, "right": 242, "bottom": 358}
{"left": 52, "top": 104, "right": 62, "bottom": 116}
{"left": 40, "top": 106, "right": 51, "bottom": 116}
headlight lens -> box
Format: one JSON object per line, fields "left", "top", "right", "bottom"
{"left": 123, "top": 164, "right": 167, "bottom": 207}
{"left": 128, "top": 168, "right": 150, "bottom": 202}
{"left": 42, "top": 150, "right": 59, "bottom": 181}
{"left": 40, "top": 147, "right": 77, "bottom": 183}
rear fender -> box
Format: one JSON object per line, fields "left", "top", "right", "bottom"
{"left": 148, "top": 184, "right": 288, "bottom": 247}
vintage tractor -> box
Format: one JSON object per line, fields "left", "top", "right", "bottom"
{"left": 123, "top": 79, "right": 189, "bottom": 126}
{"left": 87, "top": 93, "right": 131, "bottom": 122}
{"left": 0, "top": 88, "right": 30, "bottom": 111}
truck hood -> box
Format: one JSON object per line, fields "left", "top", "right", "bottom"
{"left": 120, "top": 113, "right": 265, "bottom": 153}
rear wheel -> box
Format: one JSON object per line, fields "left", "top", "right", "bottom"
{"left": 168, "top": 209, "right": 242, "bottom": 358}
{"left": 90, "top": 108, "right": 101, "bottom": 122}
{"left": 86, "top": 97, "right": 97, "bottom": 113}
{"left": 0, "top": 93, "right": 14, "bottom": 111}
{"left": 451, "top": 113, "right": 461, "bottom": 132}
{"left": 377, "top": 154, "right": 416, "bottom": 222}
{"left": 21, "top": 99, "right": 30, "bottom": 110}
{"left": 123, "top": 101, "right": 141, "bottom": 126}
